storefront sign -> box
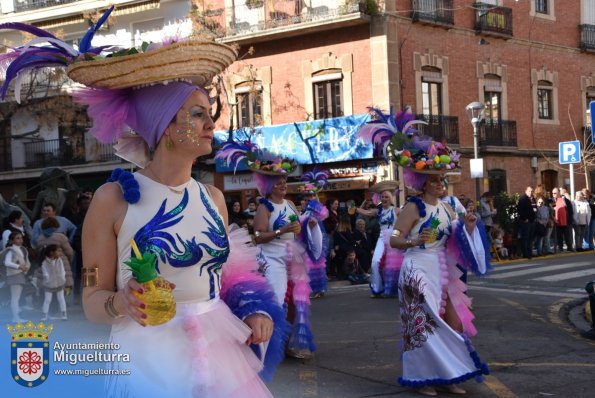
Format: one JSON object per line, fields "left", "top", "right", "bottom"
{"left": 328, "top": 166, "right": 361, "bottom": 178}
{"left": 287, "top": 177, "right": 370, "bottom": 193}
{"left": 215, "top": 114, "right": 372, "bottom": 172}
{"left": 223, "top": 174, "right": 256, "bottom": 191}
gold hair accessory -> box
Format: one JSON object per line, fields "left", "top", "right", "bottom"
{"left": 82, "top": 266, "right": 99, "bottom": 288}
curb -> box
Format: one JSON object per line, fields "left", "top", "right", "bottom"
{"left": 491, "top": 249, "right": 592, "bottom": 265}
{"left": 562, "top": 297, "right": 591, "bottom": 334}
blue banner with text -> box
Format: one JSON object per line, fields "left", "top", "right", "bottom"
{"left": 215, "top": 114, "right": 372, "bottom": 172}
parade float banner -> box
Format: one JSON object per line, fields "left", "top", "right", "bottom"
{"left": 215, "top": 114, "right": 372, "bottom": 172}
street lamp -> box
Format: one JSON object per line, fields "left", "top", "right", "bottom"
{"left": 466, "top": 101, "right": 486, "bottom": 200}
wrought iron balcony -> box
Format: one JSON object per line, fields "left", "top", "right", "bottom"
{"left": 479, "top": 119, "right": 517, "bottom": 147}
{"left": 414, "top": 114, "right": 459, "bottom": 144}
{"left": 473, "top": 2, "right": 513, "bottom": 37}
{"left": 13, "top": 0, "right": 82, "bottom": 13}
{"left": 580, "top": 24, "right": 595, "bottom": 52}
{"left": 215, "top": 0, "right": 371, "bottom": 38}
{"left": 23, "top": 138, "right": 117, "bottom": 169}
{"left": 411, "top": 0, "right": 454, "bottom": 26}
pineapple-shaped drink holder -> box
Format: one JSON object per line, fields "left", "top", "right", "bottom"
{"left": 425, "top": 216, "right": 441, "bottom": 244}
{"left": 126, "top": 240, "right": 176, "bottom": 326}
{"left": 288, "top": 214, "right": 301, "bottom": 234}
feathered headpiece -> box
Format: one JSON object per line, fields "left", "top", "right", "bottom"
{"left": 0, "top": 7, "right": 237, "bottom": 167}
{"left": 216, "top": 138, "right": 297, "bottom": 176}
{"left": 0, "top": 8, "right": 114, "bottom": 102}
{"left": 357, "top": 106, "right": 461, "bottom": 191}
{"left": 216, "top": 137, "right": 298, "bottom": 196}
{"left": 300, "top": 167, "right": 329, "bottom": 194}
{"left": 356, "top": 106, "right": 427, "bottom": 162}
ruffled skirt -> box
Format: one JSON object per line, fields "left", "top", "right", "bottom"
{"left": 106, "top": 298, "right": 272, "bottom": 398}
{"left": 398, "top": 250, "right": 489, "bottom": 387}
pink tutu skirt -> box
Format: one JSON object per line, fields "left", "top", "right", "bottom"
{"left": 106, "top": 298, "right": 272, "bottom": 398}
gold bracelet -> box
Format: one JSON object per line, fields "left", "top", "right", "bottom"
{"left": 104, "top": 293, "right": 123, "bottom": 319}
{"left": 391, "top": 229, "right": 402, "bottom": 238}
{"left": 82, "top": 266, "right": 99, "bottom": 288}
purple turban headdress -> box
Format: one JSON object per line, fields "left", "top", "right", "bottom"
{"left": 72, "top": 83, "right": 200, "bottom": 149}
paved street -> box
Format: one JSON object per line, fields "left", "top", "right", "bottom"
{"left": 2, "top": 253, "right": 594, "bottom": 398}
{"left": 269, "top": 252, "right": 595, "bottom": 398}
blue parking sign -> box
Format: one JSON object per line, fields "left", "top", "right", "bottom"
{"left": 559, "top": 141, "right": 581, "bottom": 164}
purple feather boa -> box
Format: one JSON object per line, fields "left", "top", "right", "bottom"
{"left": 220, "top": 278, "right": 289, "bottom": 382}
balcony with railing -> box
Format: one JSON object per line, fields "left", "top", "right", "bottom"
{"left": 580, "top": 24, "right": 595, "bottom": 52}
{"left": 23, "top": 138, "right": 118, "bottom": 169}
{"left": 479, "top": 119, "right": 517, "bottom": 147}
{"left": 214, "top": 0, "right": 373, "bottom": 43}
{"left": 415, "top": 114, "right": 459, "bottom": 144}
{"left": 411, "top": 0, "right": 454, "bottom": 26}
{"left": 473, "top": 2, "right": 513, "bottom": 37}
{"left": 12, "top": 0, "right": 82, "bottom": 13}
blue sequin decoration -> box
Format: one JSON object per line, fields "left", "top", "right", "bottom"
{"left": 379, "top": 207, "right": 395, "bottom": 226}
{"left": 198, "top": 185, "right": 230, "bottom": 299}
{"left": 272, "top": 206, "right": 289, "bottom": 231}
{"left": 132, "top": 189, "right": 203, "bottom": 273}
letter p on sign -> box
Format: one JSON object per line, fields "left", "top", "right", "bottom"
{"left": 559, "top": 141, "right": 581, "bottom": 164}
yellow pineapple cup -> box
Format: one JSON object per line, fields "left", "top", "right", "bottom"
{"left": 424, "top": 217, "right": 441, "bottom": 244}
{"left": 126, "top": 240, "right": 176, "bottom": 326}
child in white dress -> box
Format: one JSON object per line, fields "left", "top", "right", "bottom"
{"left": 40, "top": 244, "right": 67, "bottom": 320}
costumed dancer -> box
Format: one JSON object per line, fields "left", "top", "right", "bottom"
{"left": 355, "top": 181, "right": 402, "bottom": 298}
{"left": 359, "top": 107, "right": 491, "bottom": 395}
{"left": 357, "top": 108, "right": 429, "bottom": 298}
{"left": 0, "top": 8, "right": 287, "bottom": 396}
{"left": 216, "top": 140, "right": 321, "bottom": 359}
{"left": 300, "top": 168, "right": 330, "bottom": 298}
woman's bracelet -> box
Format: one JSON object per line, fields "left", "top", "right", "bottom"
{"left": 104, "top": 293, "right": 123, "bottom": 319}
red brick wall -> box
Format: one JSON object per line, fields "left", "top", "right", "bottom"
{"left": 215, "top": 24, "right": 373, "bottom": 130}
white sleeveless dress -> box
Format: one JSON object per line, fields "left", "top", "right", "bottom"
{"left": 398, "top": 200, "right": 488, "bottom": 387}
{"left": 106, "top": 173, "right": 272, "bottom": 398}
{"left": 257, "top": 199, "right": 298, "bottom": 305}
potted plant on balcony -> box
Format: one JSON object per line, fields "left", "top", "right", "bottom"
{"left": 246, "top": 0, "right": 264, "bottom": 9}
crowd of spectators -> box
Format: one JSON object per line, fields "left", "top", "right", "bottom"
{"left": 0, "top": 189, "right": 93, "bottom": 321}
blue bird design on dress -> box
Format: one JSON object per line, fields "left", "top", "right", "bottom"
{"left": 132, "top": 185, "right": 230, "bottom": 298}
{"left": 272, "top": 206, "right": 289, "bottom": 231}
{"left": 198, "top": 185, "right": 230, "bottom": 298}
{"left": 132, "top": 189, "right": 202, "bottom": 273}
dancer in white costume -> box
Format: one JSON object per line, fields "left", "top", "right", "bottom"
{"left": 392, "top": 173, "right": 490, "bottom": 395}
{"left": 357, "top": 107, "right": 490, "bottom": 396}
{"left": 356, "top": 181, "right": 401, "bottom": 297}
{"left": 216, "top": 141, "right": 321, "bottom": 359}
{"left": 0, "top": 8, "right": 287, "bottom": 396}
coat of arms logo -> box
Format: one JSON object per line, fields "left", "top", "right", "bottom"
{"left": 7, "top": 321, "right": 53, "bottom": 387}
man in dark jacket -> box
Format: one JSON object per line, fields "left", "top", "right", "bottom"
{"left": 517, "top": 186, "right": 536, "bottom": 259}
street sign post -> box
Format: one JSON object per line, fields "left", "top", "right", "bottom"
{"left": 559, "top": 140, "right": 581, "bottom": 199}
{"left": 590, "top": 101, "right": 594, "bottom": 144}
{"left": 559, "top": 140, "right": 581, "bottom": 164}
